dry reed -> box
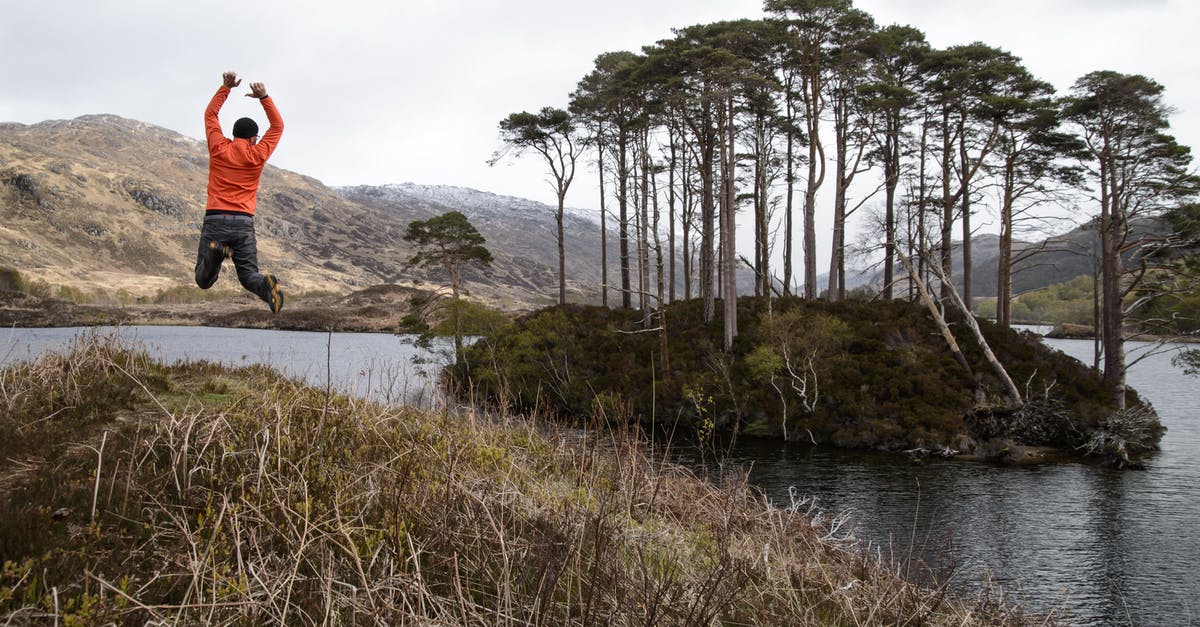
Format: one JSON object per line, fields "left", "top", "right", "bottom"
{"left": 0, "top": 333, "right": 1051, "bottom": 625}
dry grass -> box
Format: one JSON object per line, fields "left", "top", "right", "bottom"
{"left": 0, "top": 333, "right": 1051, "bottom": 625}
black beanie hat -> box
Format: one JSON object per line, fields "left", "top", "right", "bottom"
{"left": 232, "top": 117, "right": 259, "bottom": 139}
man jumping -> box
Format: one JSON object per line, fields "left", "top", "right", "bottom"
{"left": 194, "top": 70, "right": 285, "bottom": 313}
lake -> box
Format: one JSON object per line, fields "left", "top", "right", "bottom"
{"left": 0, "top": 325, "right": 448, "bottom": 407}
{"left": 2, "top": 326, "right": 1196, "bottom": 625}
{"left": 714, "top": 336, "right": 1198, "bottom": 625}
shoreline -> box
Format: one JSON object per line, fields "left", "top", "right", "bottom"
{"left": 8, "top": 290, "right": 1196, "bottom": 344}
{"left": 0, "top": 288, "right": 422, "bottom": 334}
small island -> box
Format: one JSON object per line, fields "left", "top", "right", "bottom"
{"left": 450, "top": 297, "right": 1162, "bottom": 467}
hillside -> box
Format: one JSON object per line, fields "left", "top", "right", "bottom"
{"left": 0, "top": 115, "right": 616, "bottom": 310}
{"left": 843, "top": 222, "right": 1167, "bottom": 301}
{"left": 338, "top": 183, "right": 620, "bottom": 307}
{"left": 3, "top": 113, "right": 1150, "bottom": 313}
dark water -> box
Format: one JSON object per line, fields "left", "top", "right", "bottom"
{"left": 2, "top": 327, "right": 1196, "bottom": 625}
{"left": 713, "top": 338, "right": 1199, "bottom": 626}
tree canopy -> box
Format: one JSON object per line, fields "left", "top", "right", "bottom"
{"left": 498, "top": 1, "right": 1198, "bottom": 393}
{"left": 403, "top": 210, "right": 493, "bottom": 299}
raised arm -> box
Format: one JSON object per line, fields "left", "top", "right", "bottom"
{"left": 204, "top": 71, "right": 243, "bottom": 147}
{"left": 248, "top": 82, "right": 284, "bottom": 158}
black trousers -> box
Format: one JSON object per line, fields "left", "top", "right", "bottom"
{"left": 194, "top": 213, "right": 273, "bottom": 304}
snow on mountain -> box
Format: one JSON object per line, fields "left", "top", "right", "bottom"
{"left": 340, "top": 182, "right": 603, "bottom": 226}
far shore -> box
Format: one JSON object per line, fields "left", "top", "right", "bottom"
{"left": 7, "top": 290, "right": 1197, "bottom": 347}
{"left": 1, "top": 288, "right": 421, "bottom": 334}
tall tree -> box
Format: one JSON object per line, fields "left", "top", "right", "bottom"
{"left": 741, "top": 55, "right": 778, "bottom": 298}
{"left": 403, "top": 211, "right": 494, "bottom": 364}
{"left": 570, "top": 63, "right": 613, "bottom": 307}
{"left": 493, "top": 107, "right": 584, "bottom": 305}
{"left": 644, "top": 29, "right": 728, "bottom": 324}
{"left": 768, "top": 20, "right": 804, "bottom": 296}
{"left": 1064, "top": 71, "right": 1196, "bottom": 408}
{"left": 991, "top": 85, "right": 1083, "bottom": 327}
{"left": 861, "top": 24, "right": 929, "bottom": 300}
{"left": 824, "top": 7, "right": 877, "bottom": 301}
{"left": 922, "top": 43, "right": 1026, "bottom": 303}
{"left": 767, "top": 0, "right": 853, "bottom": 299}
{"left": 711, "top": 20, "right": 778, "bottom": 349}
{"left": 645, "top": 20, "right": 774, "bottom": 349}
{"left": 571, "top": 52, "right": 647, "bottom": 309}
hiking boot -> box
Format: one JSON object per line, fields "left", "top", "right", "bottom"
{"left": 264, "top": 274, "right": 285, "bottom": 314}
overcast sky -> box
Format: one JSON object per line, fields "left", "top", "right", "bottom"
{"left": 3, "top": 0, "right": 1197, "bottom": 251}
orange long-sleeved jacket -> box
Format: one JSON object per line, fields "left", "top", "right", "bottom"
{"left": 204, "top": 85, "right": 283, "bottom": 215}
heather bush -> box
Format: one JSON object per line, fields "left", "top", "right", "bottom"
{"left": 452, "top": 298, "right": 1157, "bottom": 457}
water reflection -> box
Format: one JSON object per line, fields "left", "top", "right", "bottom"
{"left": 714, "top": 339, "right": 1199, "bottom": 625}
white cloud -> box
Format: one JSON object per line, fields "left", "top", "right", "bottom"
{"left": 3, "top": 0, "right": 1197, "bottom": 269}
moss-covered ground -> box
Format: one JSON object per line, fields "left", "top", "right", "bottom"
{"left": 452, "top": 298, "right": 1160, "bottom": 463}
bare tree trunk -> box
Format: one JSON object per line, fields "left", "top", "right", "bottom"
{"left": 959, "top": 124, "right": 974, "bottom": 307}
{"left": 1100, "top": 161, "right": 1127, "bottom": 409}
{"left": 783, "top": 70, "right": 797, "bottom": 297}
{"left": 898, "top": 248, "right": 973, "bottom": 378}
{"left": 1092, "top": 227, "right": 1102, "bottom": 373}
{"left": 803, "top": 75, "right": 825, "bottom": 300}
{"left": 721, "top": 96, "right": 738, "bottom": 352}
{"left": 883, "top": 116, "right": 899, "bottom": 300}
{"left": 754, "top": 115, "right": 769, "bottom": 298}
{"left": 933, "top": 253, "right": 1023, "bottom": 407}
{"left": 828, "top": 189, "right": 845, "bottom": 301}
{"left": 597, "top": 137, "right": 609, "bottom": 308}
{"left": 650, "top": 169, "right": 667, "bottom": 424}
{"left": 916, "top": 114, "right": 930, "bottom": 302}
{"left": 667, "top": 127, "right": 678, "bottom": 303}
{"left": 639, "top": 132, "right": 651, "bottom": 317}
{"left": 996, "top": 156, "right": 1015, "bottom": 327}
{"left": 653, "top": 164, "right": 665, "bottom": 312}
{"left": 618, "top": 127, "right": 632, "bottom": 309}
{"left": 940, "top": 106, "right": 954, "bottom": 301}
{"left": 828, "top": 89, "right": 846, "bottom": 301}
{"left": 556, "top": 191, "right": 566, "bottom": 305}
{"left": 682, "top": 150, "right": 694, "bottom": 301}
{"left": 701, "top": 120, "right": 716, "bottom": 324}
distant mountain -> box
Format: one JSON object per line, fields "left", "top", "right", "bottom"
{"left": 0, "top": 115, "right": 617, "bottom": 310}
{"left": 2, "top": 114, "right": 1142, "bottom": 312}
{"left": 834, "top": 222, "right": 1166, "bottom": 301}
{"left": 337, "top": 183, "right": 619, "bottom": 307}
{"left": 970, "top": 219, "right": 1165, "bottom": 298}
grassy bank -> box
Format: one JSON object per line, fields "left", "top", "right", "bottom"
{"left": 0, "top": 334, "right": 1041, "bottom": 625}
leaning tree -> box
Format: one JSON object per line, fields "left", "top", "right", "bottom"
{"left": 492, "top": 107, "right": 583, "bottom": 305}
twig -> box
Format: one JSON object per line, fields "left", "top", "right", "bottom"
{"left": 91, "top": 431, "right": 108, "bottom": 523}
{"left": 85, "top": 571, "right": 165, "bottom": 622}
